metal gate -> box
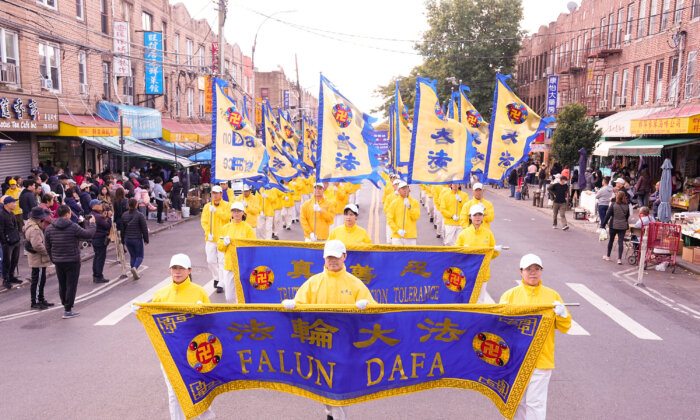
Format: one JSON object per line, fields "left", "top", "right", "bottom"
{"left": 0, "top": 135, "right": 32, "bottom": 181}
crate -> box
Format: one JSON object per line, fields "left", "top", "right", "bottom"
{"left": 682, "top": 246, "right": 696, "bottom": 263}
{"left": 147, "top": 211, "right": 158, "bottom": 220}
{"left": 695, "top": 247, "right": 700, "bottom": 265}
{"left": 167, "top": 211, "right": 181, "bottom": 222}
{"left": 573, "top": 208, "right": 587, "bottom": 220}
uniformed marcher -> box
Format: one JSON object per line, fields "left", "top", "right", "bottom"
{"left": 460, "top": 182, "right": 495, "bottom": 231}
{"left": 328, "top": 203, "right": 371, "bottom": 246}
{"left": 456, "top": 203, "right": 501, "bottom": 302}
{"left": 217, "top": 201, "right": 256, "bottom": 303}
{"left": 439, "top": 181, "right": 469, "bottom": 246}
{"left": 386, "top": 181, "right": 420, "bottom": 246}
{"left": 300, "top": 182, "right": 335, "bottom": 242}
{"left": 200, "top": 185, "right": 231, "bottom": 293}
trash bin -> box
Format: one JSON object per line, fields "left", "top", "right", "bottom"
{"left": 181, "top": 206, "right": 190, "bottom": 218}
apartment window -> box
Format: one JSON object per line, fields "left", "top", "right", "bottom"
{"left": 186, "top": 88, "right": 194, "bottom": 117}
{"left": 643, "top": 64, "right": 652, "bottom": 103}
{"left": 0, "top": 28, "right": 20, "bottom": 84}
{"left": 100, "top": 0, "right": 109, "bottom": 34}
{"left": 261, "top": 88, "right": 269, "bottom": 101}
{"left": 603, "top": 74, "right": 611, "bottom": 107}
{"left": 669, "top": 57, "right": 679, "bottom": 101}
{"left": 161, "top": 21, "right": 168, "bottom": 51}
{"left": 102, "top": 62, "right": 110, "bottom": 100}
{"left": 554, "top": 46, "right": 559, "bottom": 69}
{"left": 617, "top": 9, "right": 624, "bottom": 46}
{"left": 175, "top": 85, "right": 181, "bottom": 117}
{"left": 661, "top": 0, "right": 671, "bottom": 30}
{"left": 186, "top": 39, "right": 193, "bottom": 67}
{"left": 244, "top": 76, "right": 249, "bottom": 93}
{"left": 37, "top": 0, "right": 56, "bottom": 8}
{"left": 123, "top": 68, "right": 134, "bottom": 104}
{"left": 693, "top": 0, "right": 700, "bottom": 19}
{"left": 573, "top": 87, "right": 578, "bottom": 104}
{"left": 627, "top": 4, "right": 634, "bottom": 37}
{"left": 611, "top": 71, "right": 619, "bottom": 107}
{"left": 675, "top": 0, "right": 684, "bottom": 22}
{"left": 583, "top": 31, "right": 589, "bottom": 56}
{"left": 621, "top": 68, "right": 629, "bottom": 107}
{"left": 686, "top": 51, "right": 697, "bottom": 98}
{"left": 649, "top": 0, "right": 658, "bottom": 35}
{"left": 608, "top": 13, "right": 615, "bottom": 47}
{"left": 121, "top": 1, "right": 132, "bottom": 22}
{"left": 199, "top": 91, "right": 205, "bottom": 118}
{"left": 39, "top": 41, "right": 61, "bottom": 91}
{"left": 78, "top": 50, "right": 86, "bottom": 87}
{"left": 76, "top": 0, "right": 84, "bottom": 20}
{"left": 570, "top": 39, "right": 575, "bottom": 65}
{"left": 164, "top": 76, "right": 169, "bottom": 110}
{"left": 142, "top": 12, "right": 152, "bottom": 31}
{"left": 576, "top": 36, "right": 582, "bottom": 66}
{"left": 199, "top": 46, "right": 205, "bottom": 69}
{"left": 654, "top": 60, "right": 664, "bottom": 102}
{"left": 174, "top": 34, "right": 180, "bottom": 65}
{"left": 633, "top": 66, "right": 641, "bottom": 105}
{"left": 638, "top": 0, "right": 647, "bottom": 38}
{"left": 600, "top": 18, "right": 607, "bottom": 48}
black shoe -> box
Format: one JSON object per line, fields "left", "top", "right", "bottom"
{"left": 286, "top": 227, "right": 291, "bottom": 230}
{"left": 430, "top": 217, "right": 434, "bottom": 223}
{"left": 437, "top": 234, "right": 441, "bottom": 238}
{"left": 216, "top": 286, "right": 224, "bottom": 294}
{"left": 31, "top": 302, "right": 48, "bottom": 310}
{"left": 9, "top": 277, "right": 22, "bottom": 284}
{"left": 93, "top": 277, "right": 109, "bottom": 283}
{"left": 3, "top": 282, "right": 12, "bottom": 289}
{"left": 62, "top": 311, "right": 80, "bottom": 319}
{"left": 39, "top": 300, "right": 55, "bottom": 307}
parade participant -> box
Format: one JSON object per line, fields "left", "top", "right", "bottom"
{"left": 282, "top": 184, "right": 295, "bottom": 230}
{"left": 431, "top": 184, "right": 445, "bottom": 238}
{"left": 500, "top": 254, "right": 571, "bottom": 420}
{"left": 328, "top": 182, "right": 348, "bottom": 230}
{"left": 201, "top": 185, "right": 231, "bottom": 293}
{"left": 90, "top": 199, "right": 112, "bottom": 284}
{"left": 219, "top": 180, "right": 232, "bottom": 202}
{"left": 440, "top": 181, "right": 469, "bottom": 246}
{"left": 383, "top": 178, "right": 401, "bottom": 244}
{"left": 328, "top": 203, "right": 371, "bottom": 246}
{"left": 290, "top": 177, "right": 303, "bottom": 224}
{"left": 271, "top": 185, "right": 284, "bottom": 240}
{"left": 257, "top": 185, "right": 277, "bottom": 240}
{"left": 347, "top": 182, "right": 361, "bottom": 207}
{"left": 235, "top": 184, "right": 261, "bottom": 229}
{"left": 1, "top": 196, "right": 21, "bottom": 289}
{"left": 217, "top": 202, "right": 257, "bottom": 303}
{"left": 387, "top": 181, "right": 420, "bottom": 246}
{"left": 459, "top": 183, "right": 495, "bottom": 231}
{"left": 5, "top": 179, "right": 23, "bottom": 227}
{"left": 300, "top": 182, "right": 334, "bottom": 242}
{"left": 24, "top": 207, "right": 54, "bottom": 309}
{"left": 151, "top": 253, "right": 215, "bottom": 420}
{"left": 456, "top": 204, "right": 501, "bottom": 302}
{"left": 548, "top": 176, "right": 570, "bottom": 230}
{"left": 121, "top": 198, "right": 149, "bottom": 279}
{"left": 282, "top": 239, "right": 376, "bottom": 420}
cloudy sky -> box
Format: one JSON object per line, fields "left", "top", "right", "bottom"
{"left": 178, "top": 0, "right": 575, "bottom": 114}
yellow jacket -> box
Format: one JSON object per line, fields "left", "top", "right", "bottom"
{"left": 291, "top": 179, "right": 303, "bottom": 201}
{"left": 383, "top": 191, "right": 399, "bottom": 215}
{"left": 455, "top": 224, "right": 499, "bottom": 280}
{"left": 272, "top": 188, "right": 284, "bottom": 211}
{"left": 282, "top": 190, "right": 295, "bottom": 208}
{"left": 440, "top": 190, "right": 470, "bottom": 226}
{"left": 152, "top": 277, "right": 211, "bottom": 304}
{"left": 300, "top": 197, "right": 335, "bottom": 240}
{"left": 235, "top": 193, "right": 261, "bottom": 228}
{"left": 460, "top": 197, "right": 495, "bottom": 230}
{"left": 382, "top": 184, "right": 395, "bottom": 208}
{"left": 6, "top": 187, "right": 21, "bottom": 214}
{"left": 331, "top": 184, "right": 348, "bottom": 214}
{"left": 201, "top": 200, "right": 232, "bottom": 242}
{"left": 431, "top": 185, "right": 445, "bottom": 206}
{"left": 294, "top": 267, "right": 377, "bottom": 304}
{"left": 302, "top": 177, "right": 314, "bottom": 195}
{"left": 328, "top": 223, "right": 372, "bottom": 246}
{"left": 386, "top": 196, "right": 420, "bottom": 239}
{"left": 217, "top": 220, "right": 257, "bottom": 271}
{"left": 258, "top": 188, "right": 276, "bottom": 217}
{"left": 499, "top": 282, "right": 571, "bottom": 369}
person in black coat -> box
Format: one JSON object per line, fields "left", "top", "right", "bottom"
{"left": 78, "top": 183, "right": 92, "bottom": 214}
{"left": 19, "top": 180, "right": 38, "bottom": 221}
{"left": 120, "top": 198, "right": 149, "bottom": 279}
{"left": 89, "top": 199, "right": 112, "bottom": 283}
{"left": 170, "top": 176, "right": 184, "bottom": 211}
{"left": 0, "top": 196, "right": 22, "bottom": 289}
{"left": 63, "top": 188, "right": 84, "bottom": 224}
{"left": 508, "top": 169, "right": 518, "bottom": 198}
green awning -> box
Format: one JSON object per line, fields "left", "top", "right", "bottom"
{"left": 608, "top": 137, "right": 700, "bottom": 157}
{"left": 79, "top": 136, "right": 195, "bottom": 167}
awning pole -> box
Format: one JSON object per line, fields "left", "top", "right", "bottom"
{"left": 119, "top": 114, "right": 125, "bottom": 177}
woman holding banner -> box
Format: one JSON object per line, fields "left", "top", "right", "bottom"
{"left": 217, "top": 202, "right": 256, "bottom": 303}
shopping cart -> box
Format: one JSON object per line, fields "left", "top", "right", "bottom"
{"left": 642, "top": 222, "right": 682, "bottom": 273}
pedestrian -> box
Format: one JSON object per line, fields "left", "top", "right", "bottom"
{"left": 44, "top": 204, "right": 96, "bottom": 319}
{"left": 538, "top": 165, "right": 549, "bottom": 190}
{"left": 387, "top": 181, "right": 420, "bottom": 245}
{"left": 634, "top": 167, "right": 651, "bottom": 208}
{"left": 113, "top": 187, "right": 129, "bottom": 229}
{"left": 570, "top": 170, "right": 581, "bottom": 206}
{"left": 24, "top": 207, "right": 54, "bottom": 310}
{"left": 150, "top": 253, "right": 215, "bottom": 420}
{"left": 548, "top": 176, "right": 570, "bottom": 230}
{"left": 595, "top": 176, "right": 613, "bottom": 229}
{"left": 217, "top": 201, "right": 257, "bottom": 303}
{"left": 120, "top": 198, "right": 149, "bottom": 279}
{"left": 499, "top": 254, "right": 571, "bottom": 420}
{"left": 439, "top": 181, "right": 469, "bottom": 246}
{"left": 460, "top": 183, "right": 495, "bottom": 231}
{"left": 78, "top": 182, "right": 92, "bottom": 214}
{"left": 200, "top": 185, "right": 231, "bottom": 293}
{"left": 153, "top": 177, "right": 167, "bottom": 224}
{"left": 282, "top": 239, "right": 376, "bottom": 420}
{"left": 39, "top": 193, "right": 57, "bottom": 229}
{"left": 602, "top": 191, "right": 630, "bottom": 265}
{"left": 170, "top": 176, "right": 184, "bottom": 211}
{"left": 5, "top": 178, "right": 23, "bottom": 229}
{"left": 584, "top": 168, "right": 595, "bottom": 191}
{"left": 456, "top": 204, "right": 501, "bottom": 302}
{"left": 328, "top": 203, "right": 371, "bottom": 246}
{"left": 1, "top": 195, "right": 22, "bottom": 289}
{"left": 19, "top": 180, "right": 38, "bottom": 221}
{"left": 64, "top": 188, "right": 84, "bottom": 223}
{"left": 300, "top": 182, "right": 335, "bottom": 242}
{"left": 649, "top": 181, "right": 661, "bottom": 219}
{"left": 508, "top": 169, "right": 518, "bottom": 197}
{"left": 527, "top": 161, "right": 538, "bottom": 184}
{"left": 90, "top": 199, "right": 112, "bottom": 284}
{"left": 97, "top": 185, "right": 112, "bottom": 211}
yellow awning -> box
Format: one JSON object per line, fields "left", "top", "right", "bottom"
{"left": 56, "top": 115, "right": 131, "bottom": 137}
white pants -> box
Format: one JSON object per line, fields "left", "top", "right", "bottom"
{"left": 420, "top": 189, "right": 426, "bottom": 204}
{"left": 443, "top": 224, "right": 462, "bottom": 246}
{"left": 325, "top": 405, "right": 347, "bottom": 420}
{"left": 222, "top": 270, "right": 237, "bottom": 303}
{"left": 426, "top": 196, "right": 433, "bottom": 216}
{"left": 434, "top": 206, "right": 443, "bottom": 232}
{"left": 257, "top": 215, "right": 273, "bottom": 239}
{"left": 391, "top": 238, "right": 417, "bottom": 246}
{"left": 161, "top": 364, "right": 216, "bottom": 420}
{"left": 477, "top": 282, "right": 489, "bottom": 303}
{"left": 283, "top": 206, "right": 293, "bottom": 227}
{"left": 385, "top": 222, "right": 392, "bottom": 244}
{"left": 272, "top": 210, "right": 282, "bottom": 235}
{"left": 294, "top": 201, "right": 301, "bottom": 220}
{"left": 513, "top": 368, "right": 552, "bottom": 420}
{"left": 205, "top": 242, "right": 224, "bottom": 283}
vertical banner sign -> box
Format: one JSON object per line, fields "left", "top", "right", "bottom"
{"left": 204, "top": 76, "right": 213, "bottom": 113}
{"left": 459, "top": 85, "right": 490, "bottom": 178}
{"left": 255, "top": 98, "right": 263, "bottom": 125}
{"left": 546, "top": 76, "right": 558, "bottom": 115}
{"left": 211, "top": 42, "right": 219, "bottom": 74}
{"left": 284, "top": 90, "right": 290, "bottom": 110}
{"left": 113, "top": 21, "right": 130, "bottom": 77}
{"left": 144, "top": 31, "right": 163, "bottom": 95}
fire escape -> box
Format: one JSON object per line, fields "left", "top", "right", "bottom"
{"left": 583, "top": 31, "right": 622, "bottom": 117}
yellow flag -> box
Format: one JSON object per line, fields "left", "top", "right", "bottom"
{"left": 278, "top": 109, "right": 300, "bottom": 161}
{"left": 262, "top": 102, "right": 298, "bottom": 181}
{"left": 459, "top": 85, "right": 490, "bottom": 176}
{"left": 394, "top": 82, "right": 413, "bottom": 175}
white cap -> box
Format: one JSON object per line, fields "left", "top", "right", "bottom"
{"left": 472, "top": 182, "right": 483, "bottom": 190}
{"left": 392, "top": 179, "right": 401, "bottom": 185}
{"left": 231, "top": 201, "right": 245, "bottom": 212}
{"left": 219, "top": 180, "right": 228, "bottom": 185}
{"left": 80, "top": 182, "right": 91, "bottom": 189}
{"left": 323, "top": 239, "right": 346, "bottom": 258}
{"left": 67, "top": 179, "right": 76, "bottom": 184}
{"left": 615, "top": 177, "right": 625, "bottom": 184}
{"left": 314, "top": 182, "right": 325, "bottom": 188}
{"left": 211, "top": 185, "right": 223, "bottom": 193}
{"left": 169, "top": 253, "right": 192, "bottom": 269}
{"left": 397, "top": 181, "right": 408, "bottom": 189}
{"left": 242, "top": 184, "right": 251, "bottom": 191}
{"left": 469, "top": 203, "right": 485, "bottom": 215}
{"left": 343, "top": 203, "right": 359, "bottom": 214}
{"left": 520, "top": 254, "right": 543, "bottom": 269}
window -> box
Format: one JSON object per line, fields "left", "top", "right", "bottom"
{"left": 554, "top": 46, "right": 559, "bottom": 69}
{"left": 164, "top": 76, "right": 169, "bottom": 110}
{"left": 141, "top": 12, "right": 152, "bottom": 31}
{"left": 123, "top": 67, "right": 134, "bottom": 104}
{"left": 121, "top": 1, "right": 132, "bottom": 22}
{"left": 100, "top": 0, "right": 109, "bottom": 34}
{"left": 617, "top": 9, "right": 624, "bottom": 46}
{"left": 621, "top": 68, "right": 629, "bottom": 106}
{"left": 583, "top": 31, "right": 589, "bottom": 56}
{"left": 162, "top": 21, "right": 168, "bottom": 51}
{"left": 686, "top": 51, "right": 697, "bottom": 98}
{"left": 675, "top": 0, "right": 684, "bottom": 22}
{"left": 576, "top": 36, "right": 582, "bottom": 66}
{"left": 174, "top": 34, "right": 180, "bottom": 65}
{"left": 633, "top": 66, "right": 641, "bottom": 105}
{"left": 186, "top": 88, "right": 194, "bottom": 117}
{"left": 669, "top": 56, "right": 679, "bottom": 101}
{"left": 175, "top": 85, "right": 181, "bottom": 117}
{"left": 0, "top": 28, "right": 20, "bottom": 84}
{"left": 608, "top": 13, "right": 615, "bottom": 47}
{"left": 643, "top": 63, "right": 652, "bottom": 103}
{"left": 573, "top": 87, "right": 578, "bottom": 104}
{"left": 78, "top": 50, "right": 86, "bottom": 87}
{"left": 186, "top": 39, "right": 193, "bottom": 67}
{"left": 102, "top": 62, "right": 110, "bottom": 100}
{"left": 603, "top": 74, "right": 611, "bottom": 107}
{"left": 627, "top": 4, "right": 634, "bottom": 37}
{"left": 638, "top": 0, "right": 647, "bottom": 38}
{"left": 693, "top": 0, "right": 700, "bottom": 19}
{"left": 649, "top": 0, "right": 658, "bottom": 35}
{"left": 244, "top": 76, "right": 249, "bottom": 93}
{"left": 76, "top": 0, "right": 84, "bottom": 20}
{"left": 600, "top": 18, "right": 606, "bottom": 48}
{"left": 199, "top": 45, "right": 205, "bottom": 70}
{"left": 199, "top": 91, "right": 205, "bottom": 118}
{"left": 661, "top": 0, "right": 671, "bottom": 30}
{"left": 232, "top": 64, "right": 237, "bottom": 82}
{"left": 612, "top": 71, "right": 619, "bottom": 107}
{"left": 37, "top": 0, "right": 56, "bottom": 9}
{"left": 654, "top": 60, "right": 664, "bottom": 102}
{"left": 261, "top": 87, "right": 269, "bottom": 101}
{"left": 39, "top": 41, "right": 61, "bottom": 91}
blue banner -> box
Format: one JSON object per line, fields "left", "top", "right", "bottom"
{"left": 231, "top": 240, "right": 493, "bottom": 304}
{"left": 96, "top": 101, "right": 162, "bottom": 139}
{"left": 546, "top": 76, "right": 558, "bottom": 115}
{"left": 136, "top": 303, "right": 554, "bottom": 419}
{"left": 284, "top": 90, "right": 290, "bottom": 110}
{"left": 144, "top": 31, "right": 163, "bottom": 95}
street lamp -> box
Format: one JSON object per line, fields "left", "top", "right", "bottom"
{"left": 251, "top": 9, "right": 296, "bottom": 102}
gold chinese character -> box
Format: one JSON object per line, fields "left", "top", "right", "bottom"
{"left": 417, "top": 317, "right": 466, "bottom": 342}
{"left": 353, "top": 323, "right": 401, "bottom": 348}
{"left": 288, "top": 260, "right": 314, "bottom": 279}
{"left": 400, "top": 261, "right": 431, "bottom": 278}
{"left": 227, "top": 319, "right": 275, "bottom": 341}
{"left": 349, "top": 264, "right": 376, "bottom": 285}
{"left": 291, "top": 318, "right": 339, "bottom": 349}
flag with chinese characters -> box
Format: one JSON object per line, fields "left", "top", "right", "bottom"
{"left": 262, "top": 102, "right": 299, "bottom": 182}
{"left": 484, "top": 74, "right": 554, "bottom": 184}
{"left": 448, "top": 91, "right": 459, "bottom": 120}
{"left": 301, "top": 116, "right": 317, "bottom": 170}
{"left": 392, "top": 82, "right": 413, "bottom": 177}
{"left": 211, "top": 77, "right": 268, "bottom": 183}
{"left": 459, "top": 85, "right": 490, "bottom": 178}
{"left": 278, "top": 109, "right": 301, "bottom": 166}
{"left": 317, "top": 75, "right": 383, "bottom": 185}
{"left": 136, "top": 302, "right": 554, "bottom": 420}
{"left": 408, "top": 78, "right": 474, "bottom": 185}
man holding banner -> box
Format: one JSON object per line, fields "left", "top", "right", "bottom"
{"left": 300, "top": 182, "right": 335, "bottom": 242}
{"left": 200, "top": 185, "right": 230, "bottom": 294}
{"left": 387, "top": 181, "right": 420, "bottom": 246}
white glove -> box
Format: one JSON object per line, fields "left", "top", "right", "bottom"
{"left": 262, "top": 193, "right": 268, "bottom": 198}
{"left": 208, "top": 233, "right": 214, "bottom": 241}
{"left": 284, "top": 196, "right": 289, "bottom": 201}
{"left": 130, "top": 303, "right": 141, "bottom": 314}
{"left": 209, "top": 205, "right": 216, "bottom": 213}
{"left": 78, "top": 216, "right": 84, "bottom": 223}
{"left": 553, "top": 301, "right": 568, "bottom": 318}
{"left": 397, "top": 229, "right": 406, "bottom": 238}
{"left": 456, "top": 195, "right": 462, "bottom": 202}
{"left": 313, "top": 203, "right": 322, "bottom": 212}
{"left": 223, "top": 236, "right": 231, "bottom": 246}
{"left": 494, "top": 245, "right": 503, "bottom": 252}
{"left": 309, "top": 233, "right": 317, "bottom": 241}
{"left": 452, "top": 215, "right": 459, "bottom": 221}
{"left": 282, "top": 299, "right": 296, "bottom": 310}
{"left": 403, "top": 198, "right": 410, "bottom": 208}
{"left": 243, "top": 201, "right": 248, "bottom": 207}
{"left": 196, "top": 300, "right": 204, "bottom": 305}
{"left": 355, "top": 299, "right": 369, "bottom": 310}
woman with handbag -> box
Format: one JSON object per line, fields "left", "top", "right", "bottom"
{"left": 602, "top": 191, "right": 630, "bottom": 264}
{"left": 120, "top": 198, "right": 149, "bottom": 280}
{"left": 24, "top": 207, "right": 54, "bottom": 309}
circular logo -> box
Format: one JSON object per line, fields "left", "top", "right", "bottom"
{"left": 284, "top": 125, "right": 294, "bottom": 138}
{"left": 443, "top": 267, "right": 466, "bottom": 292}
{"left": 473, "top": 332, "right": 510, "bottom": 367}
{"left": 226, "top": 108, "right": 245, "bottom": 130}
{"left": 333, "top": 103, "right": 353, "bottom": 128}
{"left": 434, "top": 102, "right": 446, "bottom": 121}
{"left": 187, "top": 333, "right": 223, "bottom": 373}
{"left": 506, "top": 103, "right": 528, "bottom": 124}
{"left": 273, "top": 121, "right": 281, "bottom": 133}
{"left": 250, "top": 266, "right": 274, "bottom": 290}
{"left": 267, "top": 126, "right": 276, "bottom": 140}
{"left": 465, "top": 110, "right": 484, "bottom": 128}
{"left": 400, "top": 105, "right": 410, "bottom": 123}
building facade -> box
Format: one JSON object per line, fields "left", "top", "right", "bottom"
{"left": 254, "top": 68, "right": 318, "bottom": 128}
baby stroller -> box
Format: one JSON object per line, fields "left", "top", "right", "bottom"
{"left": 624, "top": 233, "right": 641, "bottom": 265}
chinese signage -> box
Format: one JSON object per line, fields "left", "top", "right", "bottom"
{"left": 204, "top": 76, "right": 213, "bottom": 113}
{"left": 284, "top": 90, "right": 290, "bottom": 110}
{"left": 144, "top": 31, "right": 163, "bottom": 95}
{"left": 0, "top": 91, "right": 59, "bottom": 132}
{"left": 255, "top": 97, "right": 263, "bottom": 125}
{"left": 369, "top": 130, "right": 389, "bottom": 153}
{"left": 211, "top": 42, "right": 219, "bottom": 74}
{"left": 113, "top": 21, "right": 130, "bottom": 77}
{"left": 546, "top": 76, "right": 558, "bottom": 115}
{"left": 630, "top": 115, "right": 700, "bottom": 135}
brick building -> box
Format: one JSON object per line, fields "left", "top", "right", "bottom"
{"left": 254, "top": 67, "right": 318, "bottom": 127}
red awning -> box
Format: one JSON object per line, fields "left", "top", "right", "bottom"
{"left": 637, "top": 104, "right": 700, "bottom": 120}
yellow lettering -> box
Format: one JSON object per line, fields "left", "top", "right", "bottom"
{"left": 418, "top": 285, "right": 424, "bottom": 302}
{"left": 257, "top": 349, "right": 276, "bottom": 373}
{"left": 278, "top": 350, "right": 293, "bottom": 375}
{"left": 410, "top": 353, "right": 425, "bottom": 378}
{"left": 314, "top": 359, "right": 335, "bottom": 389}
{"left": 366, "top": 358, "right": 384, "bottom": 386}
{"left": 238, "top": 349, "right": 252, "bottom": 374}
{"left": 409, "top": 286, "right": 417, "bottom": 302}
{"left": 295, "top": 352, "right": 314, "bottom": 380}
{"left": 427, "top": 352, "right": 445, "bottom": 377}
{"left": 277, "top": 288, "right": 288, "bottom": 300}
{"left": 388, "top": 354, "right": 408, "bottom": 381}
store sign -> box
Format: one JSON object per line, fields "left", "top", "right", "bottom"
{"left": 255, "top": 97, "right": 263, "bottom": 125}
{"left": 211, "top": 42, "right": 219, "bottom": 74}
{"left": 630, "top": 115, "right": 700, "bottom": 135}
{"left": 284, "top": 90, "right": 290, "bottom": 110}
{"left": 546, "top": 76, "right": 558, "bottom": 115}
{"left": 144, "top": 32, "right": 163, "bottom": 94}
{"left": 204, "top": 76, "right": 213, "bottom": 113}
{"left": 113, "top": 21, "right": 130, "bottom": 77}
{"left": 0, "top": 91, "right": 59, "bottom": 132}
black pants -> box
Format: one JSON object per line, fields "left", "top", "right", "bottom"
{"left": 55, "top": 261, "right": 81, "bottom": 312}
{"left": 30, "top": 267, "right": 46, "bottom": 304}
{"left": 156, "top": 199, "right": 164, "bottom": 223}
{"left": 2, "top": 242, "right": 20, "bottom": 282}
{"left": 92, "top": 238, "right": 107, "bottom": 280}
{"left": 607, "top": 228, "right": 627, "bottom": 259}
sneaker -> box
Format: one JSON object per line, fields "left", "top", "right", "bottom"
{"left": 216, "top": 286, "right": 224, "bottom": 294}
{"left": 93, "top": 277, "right": 109, "bottom": 284}
{"left": 603, "top": 256, "right": 611, "bottom": 261}
{"left": 430, "top": 217, "right": 434, "bottom": 223}
{"left": 552, "top": 225, "right": 558, "bottom": 229}
{"left": 39, "top": 300, "right": 55, "bottom": 307}
{"left": 286, "top": 227, "right": 291, "bottom": 230}
{"left": 562, "top": 225, "right": 570, "bottom": 231}
{"left": 62, "top": 311, "right": 80, "bottom": 319}
{"left": 131, "top": 267, "right": 140, "bottom": 280}
{"left": 3, "top": 282, "right": 12, "bottom": 289}
{"left": 436, "top": 234, "right": 441, "bottom": 238}
{"left": 31, "top": 302, "right": 48, "bottom": 310}
{"left": 617, "top": 259, "right": 622, "bottom": 265}
{"left": 9, "top": 277, "right": 22, "bottom": 284}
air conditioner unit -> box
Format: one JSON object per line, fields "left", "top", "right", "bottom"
{"left": 79, "top": 83, "right": 88, "bottom": 95}
{"left": 542, "top": 72, "right": 547, "bottom": 78}
{"left": 599, "top": 100, "right": 608, "bottom": 109}
{"left": 624, "top": 34, "right": 631, "bottom": 43}
{"left": 616, "top": 96, "right": 626, "bottom": 106}
{"left": 546, "top": 67, "right": 552, "bottom": 75}
{"left": 40, "top": 78, "right": 53, "bottom": 90}
{"left": 123, "top": 95, "right": 133, "bottom": 105}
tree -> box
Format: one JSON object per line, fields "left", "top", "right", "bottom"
{"left": 550, "top": 103, "right": 602, "bottom": 167}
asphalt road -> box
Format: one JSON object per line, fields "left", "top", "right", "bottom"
{"left": 1, "top": 182, "right": 699, "bottom": 419}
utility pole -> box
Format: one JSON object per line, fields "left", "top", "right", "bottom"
{"left": 295, "top": 53, "right": 302, "bottom": 122}
{"left": 119, "top": 113, "right": 125, "bottom": 177}
{"left": 218, "top": 0, "right": 226, "bottom": 76}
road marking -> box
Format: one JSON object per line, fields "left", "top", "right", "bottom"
{"left": 510, "top": 280, "right": 589, "bottom": 336}
{"left": 94, "top": 273, "right": 170, "bottom": 326}
{"left": 567, "top": 282, "right": 662, "bottom": 340}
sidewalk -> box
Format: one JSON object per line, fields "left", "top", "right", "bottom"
{"left": 486, "top": 182, "right": 700, "bottom": 276}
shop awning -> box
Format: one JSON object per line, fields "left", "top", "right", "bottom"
{"left": 190, "top": 123, "right": 212, "bottom": 144}
{"left": 592, "top": 140, "right": 625, "bottom": 157}
{"left": 55, "top": 115, "right": 132, "bottom": 137}
{"left": 608, "top": 137, "right": 700, "bottom": 157}
{"left": 630, "top": 104, "right": 700, "bottom": 135}
{"left": 96, "top": 102, "right": 162, "bottom": 140}
{"left": 161, "top": 119, "right": 199, "bottom": 143}
{"left": 78, "top": 135, "right": 195, "bottom": 167}
{"left": 596, "top": 106, "right": 669, "bottom": 138}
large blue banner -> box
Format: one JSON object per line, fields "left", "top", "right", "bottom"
{"left": 144, "top": 31, "right": 163, "bottom": 95}
{"left": 231, "top": 240, "right": 493, "bottom": 304}
{"left": 136, "top": 303, "right": 554, "bottom": 419}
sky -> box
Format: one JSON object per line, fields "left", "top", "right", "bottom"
{"left": 177, "top": 0, "right": 575, "bottom": 116}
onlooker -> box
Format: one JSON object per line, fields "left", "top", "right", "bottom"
{"left": 78, "top": 182, "right": 93, "bottom": 214}
{"left": 570, "top": 169, "right": 581, "bottom": 206}
{"left": 594, "top": 167, "right": 603, "bottom": 189}
{"left": 595, "top": 176, "right": 613, "bottom": 228}
{"left": 120, "top": 198, "right": 149, "bottom": 280}
{"left": 113, "top": 187, "right": 128, "bottom": 229}
{"left": 64, "top": 188, "right": 84, "bottom": 223}
{"left": 548, "top": 176, "right": 570, "bottom": 230}
{"left": 24, "top": 207, "right": 54, "bottom": 310}
{"left": 1, "top": 196, "right": 22, "bottom": 289}
{"left": 170, "top": 176, "right": 184, "bottom": 211}
{"left": 602, "top": 191, "right": 630, "bottom": 265}
{"left": 19, "top": 180, "right": 38, "bottom": 221}
{"left": 538, "top": 165, "right": 548, "bottom": 190}
{"left": 634, "top": 206, "right": 655, "bottom": 228}
{"left": 649, "top": 182, "right": 661, "bottom": 219}
{"left": 38, "top": 193, "right": 57, "bottom": 229}
{"left": 90, "top": 199, "right": 112, "bottom": 284}
{"left": 153, "top": 177, "right": 167, "bottom": 224}
{"left": 635, "top": 168, "right": 651, "bottom": 207}
{"left": 584, "top": 168, "right": 595, "bottom": 191}
{"left": 508, "top": 169, "right": 518, "bottom": 198}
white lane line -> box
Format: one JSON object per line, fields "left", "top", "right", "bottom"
{"left": 677, "top": 303, "right": 700, "bottom": 317}
{"left": 567, "top": 282, "right": 662, "bottom": 340}
{"left": 94, "top": 274, "right": 170, "bottom": 326}
{"left": 510, "top": 280, "right": 589, "bottom": 336}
